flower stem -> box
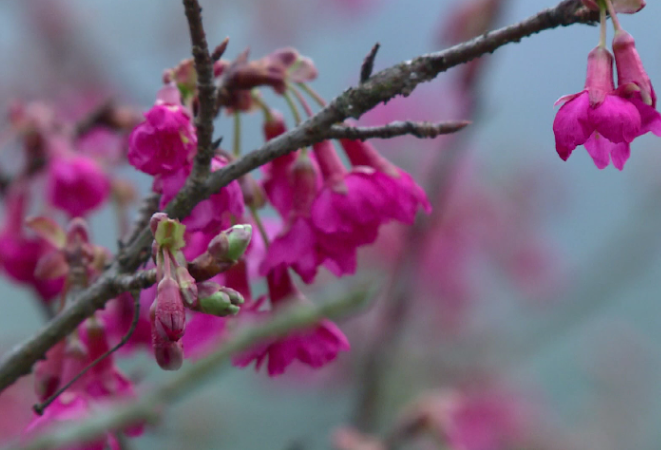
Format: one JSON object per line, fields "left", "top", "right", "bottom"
{"left": 249, "top": 204, "right": 270, "bottom": 248}
{"left": 283, "top": 90, "right": 302, "bottom": 126}
{"left": 599, "top": 3, "right": 607, "bottom": 47}
{"left": 232, "top": 112, "right": 241, "bottom": 158}
{"left": 604, "top": 0, "right": 622, "bottom": 31}
{"left": 297, "top": 82, "right": 327, "bottom": 107}
{"left": 287, "top": 83, "right": 314, "bottom": 117}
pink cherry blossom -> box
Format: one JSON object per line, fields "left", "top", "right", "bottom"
{"left": 127, "top": 103, "right": 197, "bottom": 176}
{"left": 233, "top": 266, "right": 349, "bottom": 376}
{"left": 260, "top": 153, "right": 328, "bottom": 282}
{"left": 47, "top": 155, "right": 111, "bottom": 217}
{"left": 553, "top": 46, "right": 641, "bottom": 170}
{"left": 23, "top": 393, "right": 120, "bottom": 450}
{"left": 339, "top": 139, "right": 431, "bottom": 222}
{"left": 0, "top": 188, "right": 63, "bottom": 301}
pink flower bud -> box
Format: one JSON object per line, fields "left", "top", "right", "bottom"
{"left": 152, "top": 277, "right": 186, "bottom": 342}
{"left": 153, "top": 338, "right": 184, "bottom": 371}
{"left": 127, "top": 104, "right": 197, "bottom": 176}
{"left": 263, "top": 110, "right": 287, "bottom": 141}
{"left": 613, "top": 30, "right": 655, "bottom": 106}
{"left": 46, "top": 155, "right": 111, "bottom": 217}
{"left": 290, "top": 153, "right": 320, "bottom": 215}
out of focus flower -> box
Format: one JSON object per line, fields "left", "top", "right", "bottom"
{"left": 47, "top": 155, "right": 111, "bottom": 217}
{"left": 234, "top": 266, "right": 350, "bottom": 376}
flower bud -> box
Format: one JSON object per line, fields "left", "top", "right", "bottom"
{"left": 176, "top": 266, "right": 198, "bottom": 309}
{"left": 153, "top": 277, "right": 186, "bottom": 342}
{"left": 290, "top": 153, "right": 320, "bottom": 214}
{"left": 199, "top": 291, "right": 241, "bottom": 316}
{"left": 195, "top": 281, "right": 244, "bottom": 317}
{"left": 613, "top": 29, "right": 655, "bottom": 106}
{"left": 153, "top": 338, "right": 184, "bottom": 371}
{"left": 263, "top": 110, "right": 287, "bottom": 141}
{"left": 225, "top": 224, "right": 252, "bottom": 261}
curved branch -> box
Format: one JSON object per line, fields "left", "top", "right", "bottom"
{"left": 0, "top": 0, "right": 597, "bottom": 395}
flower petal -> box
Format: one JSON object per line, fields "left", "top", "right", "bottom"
{"left": 589, "top": 94, "right": 641, "bottom": 143}
{"left": 553, "top": 92, "right": 592, "bottom": 160}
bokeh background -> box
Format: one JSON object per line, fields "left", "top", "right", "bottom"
{"left": 1, "top": 0, "right": 661, "bottom": 449}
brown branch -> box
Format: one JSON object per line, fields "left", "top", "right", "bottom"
{"left": 182, "top": 0, "right": 217, "bottom": 181}
{"left": 0, "top": 0, "right": 597, "bottom": 395}
{"left": 325, "top": 120, "right": 470, "bottom": 141}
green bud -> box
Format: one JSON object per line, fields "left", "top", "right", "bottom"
{"left": 225, "top": 224, "right": 252, "bottom": 261}
{"left": 199, "top": 292, "right": 241, "bottom": 317}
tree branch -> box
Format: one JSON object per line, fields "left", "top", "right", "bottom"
{"left": 182, "top": 0, "right": 217, "bottom": 181}
{"left": 5, "top": 288, "right": 370, "bottom": 450}
{"left": 0, "top": 0, "right": 597, "bottom": 395}
{"left": 325, "top": 120, "right": 470, "bottom": 140}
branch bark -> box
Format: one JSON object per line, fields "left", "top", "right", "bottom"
{"left": 0, "top": 0, "right": 597, "bottom": 395}
{"left": 182, "top": 0, "right": 217, "bottom": 181}
{"left": 325, "top": 120, "right": 470, "bottom": 140}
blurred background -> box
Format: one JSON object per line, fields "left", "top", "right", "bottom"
{"left": 1, "top": 0, "right": 661, "bottom": 449}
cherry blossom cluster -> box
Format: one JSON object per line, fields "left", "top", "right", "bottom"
{"left": 121, "top": 45, "right": 431, "bottom": 378}
{"left": 554, "top": 0, "right": 659, "bottom": 169}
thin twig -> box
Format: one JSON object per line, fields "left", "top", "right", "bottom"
{"left": 7, "top": 288, "right": 371, "bottom": 450}
{"left": 0, "top": 0, "right": 598, "bottom": 395}
{"left": 182, "top": 0, "right": 217, "bottom": 181}
{"left": 325, "top": 120, "right": 470, "bottom": 141}
{"left": 360, "top": 43, "right": 380, "bottom": 83}
{"left": 33, "top": 291, "right": 141, "bottom": 415}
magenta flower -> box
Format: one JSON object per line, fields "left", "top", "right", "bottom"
{"left": 233, "top": 266, "right": 350, "bottom": 376}
{"left": 339, "top": 139, "right": 431, "bottom": 222}
{"left": 24, "top": 394, "right": 120, "bottom": 450}
{"left": 0, "top": 188, "right": 63, "bottom": 302}
{"left": 47, "top": 155, "right": 111, "bottom": 216}
{"left": 127, "top": 103, "right": 197, "bottom": 176}
{"left": 553, "top": 46, "right": 641, "bottom": 170}
{"left": 260, "top": 152, "right": 326, "bottom": 282}
{"left": 156, "top": 156, "right": 244, "bottom": 234}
